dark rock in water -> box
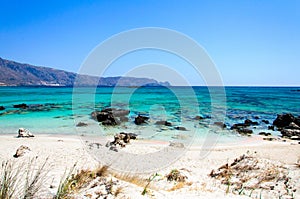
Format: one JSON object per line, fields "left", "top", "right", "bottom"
{"left": 0, "top": 106, "right": 5, "bottom": 110}
{"left": 95, "top": 112, "right": 110, "bottom": 122}
{"left": 273, "top": 113, "right": 300, "bottom": 128}
{"left": 101, "top": 119, "right": 117, "bottom": 126}
{"left": 194, "top": 116, "right": 204, "bottom": 120}
{"left": 244, "top": 119, "right": 258, "bottom": 126}
{"left": 254, "top": 116, "right": 260, "bottom": 119}
{"left": 231, "top": 119, "right": 258, "bottom": 133}
{"left": 91, "top": 108, "right": 129, "bottom": 126}
{"left": 236, "top": 128, "right": 253, "bottom": 135}
{"left": 17, "top": 128, "right": 34, "bottom": 138}
{"left": 155, "top": 120, "right": 172, "bottom": 126}
{"left": 13, "top": 145, "right": 31, "bottom": 158}
{"left": 76, "top": 122, "right": 88, "bottom": 127}
{"left": 214, "top": 122, "right": 226, "bottom": 128}
{"left": 268, "top": 125, "right": 275, "bottom": 131}
{"left": 175, "top": 126, "right": 187, "bottom": 131}
{"left": 13, "top": 103, "right": 28, "bottom": 109}
{"left": 231, "top": 123, "right": 249, "bottom": 130}
{"left": 262, "top": 120, "right": 270, "bottom": 124}
{"left": 258, "top": 132, "right": 272, "bottom": 136}
{"left": 134, "top": 115, "right": 149, "bottom": 125}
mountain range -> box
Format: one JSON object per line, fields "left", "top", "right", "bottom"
{"left": 0, "top": 58, "right": 170, "bottom": 87}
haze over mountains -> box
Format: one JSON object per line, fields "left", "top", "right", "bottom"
{"left": 0, "top": 58, "right": 170, "bottom": 87}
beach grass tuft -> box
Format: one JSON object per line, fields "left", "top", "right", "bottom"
{"left": 23, "top": 157, "right": 49, "bottom": 199}
{"left": 55, "top": 164, "right": 111, "bottom": 198}
{"left": 0, "top": 161, "right": 21, "bottom": 199}
{"left": 0, "top": 157, "right": 49, "bottom": 199}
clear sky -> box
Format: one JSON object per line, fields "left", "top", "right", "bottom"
{"left": 0, "top": 0, "right": 299, "bottom": 86}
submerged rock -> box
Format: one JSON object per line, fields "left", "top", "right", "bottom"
{"left": 134, "top": 115, "right": 149, "bottom": 125}
{"left": 13, "top": 103, "right": 28, "bottom": 109}
{"left": 175, "top": 126, "right": 187, "bottom": 131}
{"left": 194, "top": 115, "right": 204, "bottom": 120}
{"left": 244, "top": 119, "right": 259, "bottom": 126}
{"left": 76, "top": 122, "right": 88, "bottom": 127}
{"left": 262, "top": 119, "right": 270, "bottom": 124}
{"left": 17, "top": 128, "right": 34, "bottom": 138}
{"left": 231, "top": 123, "right": 248, "bottom": 129}
{"left": 0, "top": 106, "right": 5, "bottom": 110}
{"left": 155, "top": 120, "right": 172, "bottom": 126}
{"left": 214, "top": 122, "right": 226, "bottom": 128}
{"left": 13, "top": 145, "right": 31, "bottom": 158}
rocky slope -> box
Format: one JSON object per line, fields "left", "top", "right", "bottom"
{"left": 0, "top": 57, "right": 170, "bottom": 87}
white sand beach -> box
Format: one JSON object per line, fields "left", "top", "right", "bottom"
{"left": 1, "top": 134, "right": 299, "bottom": 199}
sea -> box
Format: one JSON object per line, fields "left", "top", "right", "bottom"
{"left": 1, "top": 86, "right": 300, "bottom": 144}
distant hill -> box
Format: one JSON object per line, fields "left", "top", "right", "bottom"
{"left": 0, "top": 57, "right": 170, "bottom": 87}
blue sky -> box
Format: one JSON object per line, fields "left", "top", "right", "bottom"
{"left": 0, "top": 0, "right": 299, "bottom": 86}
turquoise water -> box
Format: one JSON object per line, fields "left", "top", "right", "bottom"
{"left": 0, "top": 86, "right": 299, "bottom": 141}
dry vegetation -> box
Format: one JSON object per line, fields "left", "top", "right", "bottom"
{"left": 55, "top": 165, "right": 125, "bottom": 199}
{"left": 165, "top": 169, "right": 187, "bottom": 182}
{"left": 209, "top": 154, "right": 297, "bottom": 198}
{"left": 0, "top": 157, "right": 49, "bottom": 199}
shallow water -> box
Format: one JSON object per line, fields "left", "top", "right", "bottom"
{"left": 0, "top": 86, "right": 299, "bottom": 143}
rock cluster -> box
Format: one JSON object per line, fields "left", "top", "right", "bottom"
{"left": 17, "top": 128, "right": 34, "bottom": 138}
{"left": 273, "top": 113, "right": 300, "bottom": 139}
{"left": 166, "top": 169, "right": 187, "bottom": 182}
{"left": 91, "top": 108, "right": 129, "bottom": 126}
{"left": 230, "top": 119, "right": 258, "bottom": 135}
{"left": 105, "top": 132, "right": 137, "bottom": 152}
